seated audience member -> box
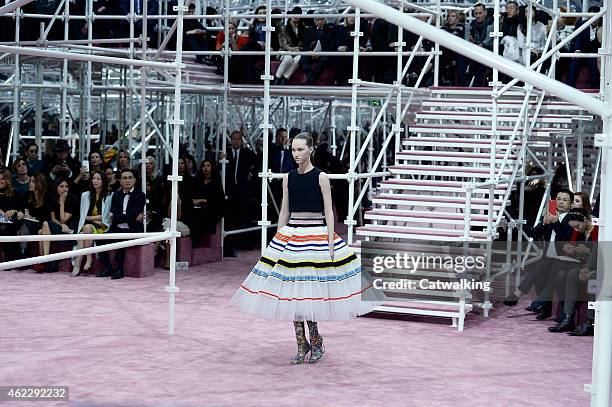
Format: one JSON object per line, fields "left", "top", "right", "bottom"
{"left": 366, "top": 18, "right": 393, "bottom": 83}
{"left": 215, "top": 20, "right": 249, "bottom": 75}
{"left": 334, "top": 12, "right": 368, "bottom": 85}
{"left": 553, "top": 8, "right": 575, "bottom": 81}
{"left": 145, "top": 156, "right": 163, "bottom": 194}
{"left": 88, "top": 150, "right": 106, "bottom": 174}
{"left": 545, "top": 208, "right": 598, "bottom": 333}
{"left": 72, "top": 171, "right": 112, "bottom": 277}
{"left": 301, "top": 13, "right": 334, "bottom": 85}
{"left": 572, "top": 191, "right": 592, "bottom": 217}
{"left": 0, "top": 169, "right": 19, "bottom": 261}
{"left": 184, "top": 3, "right": 210, "bottom": 64}
{"left": 517, "top": 6, "right": 548, "bottom": 68}
{"left": 441, "top": 10, "right": 468, "bottom": 86}
{"left": 503, "top": 189, "right": 575, "bottom": 318}
{"left": 12, "top": 158, "right": 31, "bottom": 203}
{"left": 97, "top": 168, "right": 146, "bottom": 280}
{"left": 501, "top": 1, "right": 521, "bottom": 38}
{"left": 466, "top": 3, "right": 493, "bottom": 86}
{"left": 105, "top": 166, "right": 120, "bottom": 192}
{"left": 275, "top": 7, "right": 305, "bottom": 85}
{"left": 35, "top": 177, "right": 80, "bottom": 273}
{"left": 158, "top": 182, "right": 191, "bottom": 268}
{"left": 49, "top": 140, "right": 86, "bottom": 190}
{"left": 116, "top": 149, "right": 131, "bottom": 173}
{"left": 183, "top": 154, "right": 198, "bottom": 178}
{"left": 567, "top": 6, "right": 602, "bottom": 88}
{"left": 231, "top": 5, "right": 267, "bottom": 84}
{"left": 187, "top": 159, "right": 225, "bottom": 240}
{"left": 24, "top": 142, "right": 46, "bottom": 176}
{"left": 17, "top": 173, "right": 49, "bottom": 259}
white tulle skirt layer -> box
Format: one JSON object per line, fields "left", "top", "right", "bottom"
{"left": 230, "top": 223, "right": 382, "bottom": 321}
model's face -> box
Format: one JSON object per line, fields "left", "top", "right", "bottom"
{"left": 90, "top": 153, "right": 101, "bottom": 166}
{"left": 14, "top": 160, "right": 27, "bottom": 175}
{"left": 556, "top": 192, "right": 572, "bottom": 213}
{"left": 569, "top": 220, "right": 587, "bottom": 233}
{"left": 57, "top": 181, "right": 69, "bottom": 196}
{"left": 292, "top": 139, "right": 311, "bottom": 165}
{"left": 27, "top": 145, "right": 38, "bottom": 160}
{"left": 120, "top": 171, "right": 135, "bottom": 191}
{"left": 92, "top": 173, "right": 102, "bottom": 190}
{"left": 506, "top": 3, "right": 518, "bottom": 17}
{"left": 572, "top": 195, "right": 583, "bottom": 209}
{"left": 474, "top": 6, "right": 486, "bottom": 22}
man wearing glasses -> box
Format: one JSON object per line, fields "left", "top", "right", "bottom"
{"left": 97, "top": 168, "right": 146, "bottom": 280}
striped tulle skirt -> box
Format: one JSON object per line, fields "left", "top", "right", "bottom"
{"left": 230, "top": 218, "right": 383, "bottom": 321}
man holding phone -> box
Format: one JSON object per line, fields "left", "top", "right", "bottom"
{"left": 503, "top": 189, "right": 575, "bottom": 317}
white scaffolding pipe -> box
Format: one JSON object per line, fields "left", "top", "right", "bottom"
{"left": 166, "top": 0, "right": 187, "bottom": 336}
{"left": 342, "top": 0, "right": 607, "bottom": 117}
{"left": 141, "top": 0, "right": 149, "bottom": 233}
{"left": 0, "top": 0, "right": 33, "bottom": 16}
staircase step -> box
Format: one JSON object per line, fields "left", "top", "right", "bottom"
{"left": 396, "top": 150, "right": 517, "bottom": 164}
{"left": 414, "top": 111, "right": 586, "bottom": 123}
{"left": 378, "top": 179, "right": 509, "bottom": 194}
{"left": 422, "top": 98, "right": 584, "bottom": 111}
{"left": 372, "top": 193, "right": 505, "bottom": 210}
{"left": 408, "top": 123, "right": 570, "bottom": 136}
{"left": 402, "top": 137, "right": 548, "bottom": 149}
{"left": 357, "top": 224, "right": 490, "bottom": 241}
{"left": 389, "top": 164, "right": 513, "bottom": 178}
{"left": 364, "top": 209, "right": 493, "bottom": 226}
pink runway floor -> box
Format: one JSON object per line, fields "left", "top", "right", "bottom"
{"left": 0, "top": 250, "right": 594, "bottom": 407}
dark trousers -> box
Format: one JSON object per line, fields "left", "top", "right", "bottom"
{"left": 567, "top": 58, "right": 600, "bottom": 88}
{"left": 300, "top": 56, "right": 331, "bottom": 83}
{"left": 98, "top": 226, "right": 135, "bottom": 270}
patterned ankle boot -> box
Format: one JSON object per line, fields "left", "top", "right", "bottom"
{"left": 290, "top": 321, "right": 312, "bottom": 365}
{"left": 307, "top": 321, "right": 325, "bottom": 363}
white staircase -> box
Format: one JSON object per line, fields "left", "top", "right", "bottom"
{"left": 356, "top": 87, "right": 592, "bottom": 331}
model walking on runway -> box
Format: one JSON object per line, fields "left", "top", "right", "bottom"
{"left": 231, "top": 132, "right": 381, "bottom": 364}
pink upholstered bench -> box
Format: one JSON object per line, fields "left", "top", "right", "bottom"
{"left": 191, "top": 224, "right": 222, "bottom": 266}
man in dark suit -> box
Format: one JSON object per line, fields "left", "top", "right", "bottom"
{"left": 223, "top": 131, "right": 256, "bottom": 256}
{"left": 567, "top": 6, "right": 601, "bottom": 88}
{"left": 503, "top": 189, "right": 576, "bottom": 317}
{"left": 300, "top": 14, "right": 334, "bottom": 85}
{"left": 97, "top": 168, "right": 146, "bottom": 279}
{"left": 119, "top": 0, "right": 159, "bottom": 47}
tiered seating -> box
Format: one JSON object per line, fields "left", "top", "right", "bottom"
{"left": 356, "top": 87, "right": 591, "bottom": 331}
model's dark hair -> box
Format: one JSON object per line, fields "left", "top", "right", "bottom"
{"left": 566, "top": 208, "right": 588, "bottom": 223}
{"left": 293, "top": 132, "right": 313, "bottom": 148}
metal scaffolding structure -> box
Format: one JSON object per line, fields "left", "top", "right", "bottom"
{"left": 0, "top": 0, "right": 610, "bottom": 404}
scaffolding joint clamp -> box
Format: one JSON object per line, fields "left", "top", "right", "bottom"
{"left": 597, "top": 47, "right": 612, "bottom": 55}
{"left": 258, "top": 169, "right": 272, "bottom": 178}
{"left": 350, "top": 31, "right": 364, "bottom": 37}
{"left": 392, "top": 124, "right": 403, "bottom": 133}
{"left": 164, "top": 285, "right": 181, "bottom": 293}
{"left": 261, "top": 26, "right": 275, "bottom": 32}
{"left": 348, "top": 78, "right": 361, "bottom": 85}
{"left": 346, "top": 126, "right": 360, "bottom": 132}
{"left": 260, "top": 74, "right": 274, "bottom": 81}
{"left": 168, "top": 119, "right": 184, "bottom": 125}
{"left": 173, "top": 6, "right": 188, "bottom": 12}
{"left": 463, "top": 181, "right": 476, "bottom": 191}
{"left": 259, "top": 123, "right": 273, "bottom": 130}
{"left": 166, "top": 175, "right": 183, "bottom": 182}
{"left": 594, "top": 133, "right": 609, "bottom": 147}
{"left": 490, "top": 31, "right": 503, "bottom": 38}
{"left": 344, "top": 219, "right": 357, "bottom": 226}
{"left": 588, "top": 301, "right": 599, "bottom": 311}
{"left": 258, "top": 220, "right": 271, "bottom": 226}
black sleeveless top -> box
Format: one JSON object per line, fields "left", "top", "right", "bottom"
{"left": 288, "top": 167, "right": 324, "bottom": 213}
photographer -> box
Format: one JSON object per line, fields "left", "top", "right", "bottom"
{"left": 48, "top": 140, "right": 87, "bottom": 193}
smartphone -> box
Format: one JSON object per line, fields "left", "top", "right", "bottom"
{"left": 548, "top": 199, "right": 557, "bottom": 215}
{"left": 82, "top": 159, "right": 90, "bottom": 173}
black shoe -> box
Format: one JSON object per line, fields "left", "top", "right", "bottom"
{"left": 568, "top": 322, "right": 594, "bottom": 336}
{"left": 111, "top": 269, "right": 124, "bottom": 280}
{"left": 553, "top": 312, "right": 565, "bottom": 324}
{"left": 524, "top": 305, "right": 535, "bottom": 312}
{"left": 97, "top": 267, "right": 113, "bottom": 278}
{"left": 536, "top": 304, "right": 552, "bottom": 320}
{"left": 503, "top": 293, "right": 519, "bottom": 306}
{"left": 224, "top": 249, "right": 237, "bottom": 258}
{"left": 45, "top": 261, "right": 59, "bottom": 273}
{"left": 548, "top": 314, "right": 575, "bottom": 332}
